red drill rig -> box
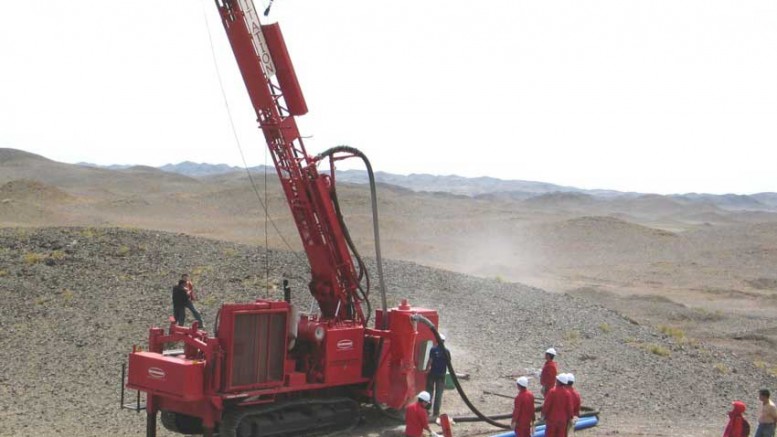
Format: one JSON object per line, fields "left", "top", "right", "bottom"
{"left": 124, "top": 1, "right": 439, "bottom": 436}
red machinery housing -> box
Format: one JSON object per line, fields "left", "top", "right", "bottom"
{"left": 125, "top": 1, "right": 439, "bottom": 436}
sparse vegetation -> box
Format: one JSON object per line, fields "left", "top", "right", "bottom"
{"left": 713, "top": 363, "right": 730, "bottom": 374}
{"left": 61, "top": 288, "right": 75, "bottom": 302}
{"left": 564, "top": 330, "right": 581, "bottom": 344}
{"left": 223, "top": 248, "right": 238, "bottom": 257}
{"left": 117, "top": 245, "right": 130, "bottom": 257}
{"left": 691, "top": 308, "right": 725, "bottom": 322}
{"left": 23, "top": 252, "right": 45, "bottom": 264}
{"left": 646, "top": 343, "right": 671, "bottom": 357}
{"left": 659, "top": 325, "right": 686, "bottom": 342}
{"left": 0, "top": 269, "right": 8, "bottom": 277}
{"left": 755, "top": 359, "right": 767, "bottom": 370}
{"left": 599, "top": 322, "right": 612, "bottom": 333}
{"left": 192, "top": 265, "right": 212, "bottom": 276}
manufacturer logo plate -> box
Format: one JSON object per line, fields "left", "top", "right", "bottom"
{"left": 336, "top": 339, "right": 354, "bottom": 351}
{"left": 148, "top": 367, "right": 166, "bottom": 379}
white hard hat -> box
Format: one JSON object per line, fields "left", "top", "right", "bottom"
{"left": 418, "top": 391, "right": 431, "bottom": 403}
{"left": 545, "top": 347, "right": 557, "bottom": 356}
{"left": 567, "top": 373, "right": 575, "bottom": 383}
{"left": 439, "top": 334, "right": 446, "bottom": 341}
{"left": 556, "top": 373, "right": 569, "bottom": 385}
{"left": 516, "top": 377, "right": 529, "bottom": 388}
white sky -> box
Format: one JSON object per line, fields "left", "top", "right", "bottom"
{"left": 1, "top": 1, "right": 775, "bottom": 195}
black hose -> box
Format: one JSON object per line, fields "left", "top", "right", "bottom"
{"left": 328, "top": 169, "right": 372, "bottom": 324}
{"left": 410, "top": 314, "right": 511, "bottom": 430}
{"left": 315, "top": 145, "right": 388, "bottom": 329}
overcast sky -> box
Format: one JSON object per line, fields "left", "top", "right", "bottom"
{"left": 1, "top": 1, "right": 775, "bottom": 194}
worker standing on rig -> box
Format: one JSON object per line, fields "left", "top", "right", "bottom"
{"left": 180, "top": 273, "right": 204, "bottom": 328}
{"left": 540, "top": 347, "right": 558, "bottom": 395}
{"left": 511, "top": 376, "right": 535, "bottom": 437}
{"left": 405, "top": 391, "right": 440, "bottom": 437}
{"left": 426, "top": 334, "right": 449, "bottom": 418}
{"left": 172, "top": 279, "right": 189, "bottom": 326}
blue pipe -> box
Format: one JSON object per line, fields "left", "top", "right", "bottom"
{"left": 489, "top": 415, "right": 599, "bottom": 437}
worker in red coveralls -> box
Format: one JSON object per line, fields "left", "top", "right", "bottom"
{"left": 542, "top": 373, "right": 573, "bottom": 437}
{"left": 405, "top": 391, "right": 440, "bottom": 437}
{"left": 511, "top": 376, "right": 535, "bottom": 437}
{"left": 540, "top": 347, "right": 558, "bottom": 396}
{"left": 722, "top": 401, "right": 747, "bottom": 437}
{"left": 563, "top": 373, "right": 582, "bottom": 435}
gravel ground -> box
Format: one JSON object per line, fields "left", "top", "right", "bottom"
{"left": 0, "top": 227, "right": 773, "bottom": 436}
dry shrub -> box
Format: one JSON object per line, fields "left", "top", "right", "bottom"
{"left": 646, "top": 344, "right": 670, "bottom": 357}
{"left": 659, "top": 325, "right": 686, "bottom": 342}
{"left": 23, "top": 252, "right": 45, "bottom": 264}
{"left": 61, "top": 289, "right": 75, "bottom": 302}
{"left": 713, "top": 363, "right": 730, "bottom": 374}
{"left": 117, "top": 245, "right": 130, "bottom": 257}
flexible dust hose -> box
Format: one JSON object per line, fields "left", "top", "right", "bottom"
{"left": 315, "top": 145, "right": 388, "bottom": 329}
{"left": 410, "top": 314, "right": 511, "bottom": 430}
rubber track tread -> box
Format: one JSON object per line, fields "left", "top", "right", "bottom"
{"left": 218, "top": 397, "right": 359, "bottom": 437}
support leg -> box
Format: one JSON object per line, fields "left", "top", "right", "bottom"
{"left": 146, "top": 409, "right": 157, "bottom": 437}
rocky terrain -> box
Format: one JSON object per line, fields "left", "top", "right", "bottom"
{"left": 3, "top": 148, "right": 777, "bottom": 436}
{"left": 0, "top": 227, "right": 773, "bottom": 436}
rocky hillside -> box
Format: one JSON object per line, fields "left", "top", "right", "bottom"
{"left": 0, "top": 227, "right": 772, "bottom": 436}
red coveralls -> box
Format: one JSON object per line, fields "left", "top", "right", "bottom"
{"left": 405, "top": 401, "right": 430, "bottom": 437}
{"left": 567, "top": 386, "right": 581, "bottom": 417}
{"left": 723, "top": 401, "right": 746, "bottom": 437}
{"left": 542, "top": 385, "right": 573, "bottom": 437}
{"left": 512, "top": 389, "right": 536, "bottom": 437}
{"left": 540, "top": 360, "right": 558, "bottom": 394}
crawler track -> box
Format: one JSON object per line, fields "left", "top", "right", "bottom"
{"left": 218, "top": 397, "right": 360, "bottom": 437}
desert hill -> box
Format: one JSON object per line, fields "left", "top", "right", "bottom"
{"left": 85, "top": 157, "right": 777, "bottom": 213}
{"left": 0, "top": 149, "right": 200, "bottom": 198}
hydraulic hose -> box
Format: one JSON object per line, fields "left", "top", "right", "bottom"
{"left": 315, "top": 145, "right": 388, "bottom": 329}
{"left": 410, "top": 314, "right": 511, "bottom": 430}
{"left": 328, "top": 165, "right": 372, "bottom": 324}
